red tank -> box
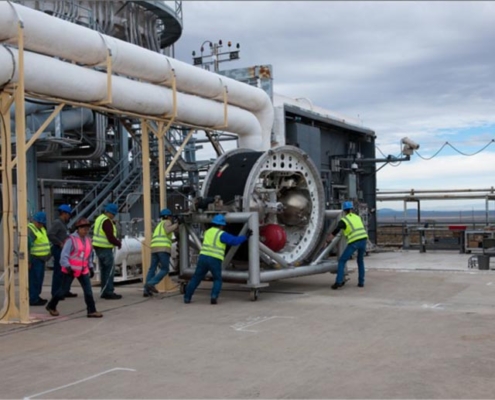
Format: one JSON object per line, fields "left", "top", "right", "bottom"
{"left": 260, "top": 224, "right": 287, "bottom": 252}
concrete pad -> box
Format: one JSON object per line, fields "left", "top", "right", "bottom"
{"left": 2, "top": 250, "right": 495, "bottom": 398}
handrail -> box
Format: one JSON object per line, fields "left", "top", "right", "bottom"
{"left": 69, "top": 149, "right": 142, "bottom": 224}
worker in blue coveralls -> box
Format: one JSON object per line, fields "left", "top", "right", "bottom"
{"left": 326, "top": 201, "right": 368, "bottom": 290}
{"left": 184, "top": 214, "right": 252, "bottom": 304}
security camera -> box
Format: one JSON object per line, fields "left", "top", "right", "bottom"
{"left": 401, "top": 137, "right": 420, "bottom": 155}
{"left": 351, "top": 162, "right": 359, "bottom": 171}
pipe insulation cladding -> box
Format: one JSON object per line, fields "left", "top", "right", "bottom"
{"left": 0, "top": 2, "right": 274, "bottom": 150}
{"left": 0, "top": 47, "right": 263, "bottom": 149}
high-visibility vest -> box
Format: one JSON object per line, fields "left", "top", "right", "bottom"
{"left": 342, "top": 213, "right": 368, "bottom": 244}
{"left": 200, "top": 227, "right": 226, "bottom": 261}
{"left": 151, "top": 221, "right": 173, "bottom": 249}
{"left": 28, "top": 223, "right": 51, "bottom": 257}
{"left": 92, "top": 214, "right": 117, "bottom": 248}
{"left": 62, "top": 234, "right": 92, "bottom": 277}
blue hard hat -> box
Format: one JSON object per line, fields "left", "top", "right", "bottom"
{"left": 104, "top": 203, "right": 118, "bottom": 215}
{"left": 160, "top": 208, "right": 172, "bottom": 217}
{"left": 211, "top": 214, "right": 226, "bottom": 226}
{"left": 33, "top": 211, "right": 47, "bottom": 224}
{"left": 58, "top": 204, "right": 72, "bottom": 214}
{"left": 342, "top": 201, "right": 354, "bottom": 211}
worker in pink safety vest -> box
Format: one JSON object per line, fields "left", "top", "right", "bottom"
{"left": 46, "top": 218, "right": 103, "bottom": 318}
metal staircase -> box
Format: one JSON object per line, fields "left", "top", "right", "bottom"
{"left": 68, "top": 148, "right": 144, "bottom": 226}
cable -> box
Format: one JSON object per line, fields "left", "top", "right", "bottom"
{"left": 415, "top": 139, "right": 495, "bottom": 160}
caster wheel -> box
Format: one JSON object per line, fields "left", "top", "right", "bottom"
{"left": 250, "top": 289, "right": 259, "bottom": 301}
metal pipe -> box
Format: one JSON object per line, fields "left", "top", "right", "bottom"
{"left": 378, "top": 187, "right": 495, "bottom": 195}
{"left": 248, "top": 213, "right": 260, "bottom": 286}
{"left": 181, "top": 261, "right": 338, "bottom": 283}
{"left": 378, "top": 194, "right": 495, "bottom": 201}
{"left": 222, "top": 222, "right": 249, "bottom": 269}
{"left": 311, "top": 232, "right": 342, "bottom": 265}
{"left": 179, "top": 222, "right": 189, "bottom": 277}
{"left": 185, "top": 224, "right": 202, "bottom": 252}
{"left": 259, "top": 242, "right": 289, "bottom": 268}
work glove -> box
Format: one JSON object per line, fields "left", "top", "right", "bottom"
{"left": 65, "top": 266, "right": 73, "bottom": 276}
{"left": 89, "top": 269, "right": 95, "bottom": 279}
{"left": 246, "top": 229, "right": 253, "bottom": 238}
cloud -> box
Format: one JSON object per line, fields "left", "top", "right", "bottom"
{"left": 173, "top": 1, "right": 495, "bottom": 209}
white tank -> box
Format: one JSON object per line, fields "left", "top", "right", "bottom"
{"left": 114, "top": 236, "right": 144, "bottom": 266}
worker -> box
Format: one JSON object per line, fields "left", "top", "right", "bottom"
{"left": 46, "top": 218, "right": 102, "bottom": 318}
{"left": 184, "top": 214, "right": 252, "bottom": 304}
{"left": 143, "top": 208, "right": 179, "bottom": 297}
{"left": 48, "top": 204, "right": 77, "bottom": 299}
{"left": 28, "top": 211, "right": 51, "bottom": 306}
{"left": 92, "top": 203, "right": 122, "bottom": 299}
{"left": 326, "top": 201, "right": 368, "bottom": 289}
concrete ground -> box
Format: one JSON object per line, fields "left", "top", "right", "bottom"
{"left": 2, "top": 249, "right": 495, "bottom": 399}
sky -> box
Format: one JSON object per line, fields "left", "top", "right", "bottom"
{"left": 171, "top": 1, "right": 495, "bottom": 211}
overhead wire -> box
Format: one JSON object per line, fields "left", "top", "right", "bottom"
{"left": 415, "top": 139, "right": 495, "bottom": 160}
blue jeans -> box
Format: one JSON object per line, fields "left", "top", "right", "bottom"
{"left": 144, "top": 252, "right": 170, "bottom": 293}
{"left": 184, "top": 255, "right": 222, "bottom": 301}
{"left": 336, "top": 238, "right": 367, "bottom": 286}
{"left": 51, "top": 245, "right": 72, "bottom": 297}
{"left": 29, "top": 258, "right": 45, "bottom": 303}
{"left": 48, "top": 272, "right": 97, "bottom": 314}
{"left": 94, "top": 247, "right": 115, "bottom": 296}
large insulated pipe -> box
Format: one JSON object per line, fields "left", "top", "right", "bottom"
{"left": 0, "top": 3, "right": 274, "bottom": 150}
{"left": 12, "top": 107, "right": 94, "bottom": 133}
{"left": 0, "top": 47, "right": 262, "bottom": 141}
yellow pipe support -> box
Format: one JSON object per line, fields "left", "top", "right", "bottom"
{"left": 165, "top": 128, "right": 195, "bottom": 175}
{"left": 95, "top": 49, "right": 113, "bottom": 106}
{"left": 140, "top": 120, "right": 152, "bottom": 287}
{"left": 11, "top": 103, "right": 65, "bottom": 169}
{"left": 0, "top": 91, "right": 20, "bottom": 323}
{"left": 13, "top": 21, "right": 31, "bottom": 323}
{"left": 211, "top": 84, "right": 229, "bottom": 130}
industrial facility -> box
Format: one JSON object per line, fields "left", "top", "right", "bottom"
{"left": 0, "top": 0, "right": 418, "bottom": 322}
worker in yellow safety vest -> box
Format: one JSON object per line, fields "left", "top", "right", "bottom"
{"left": 326, "top": 201, "right": 368, "bottom": 290}
{"left": 143, "top": 208, "right": 179, "bottom": 297}
{"left": 92, "top": 203, "right": 122, "bottom": 300}
{"left": 184, "top": 214, "right": 252, "bottom": 304}
{"left": 28, "top": 211, "right": 51, "bottom": 306}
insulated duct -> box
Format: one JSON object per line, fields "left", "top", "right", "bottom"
{"left": 0, "top": 3, "right": 274, "bottom": 150}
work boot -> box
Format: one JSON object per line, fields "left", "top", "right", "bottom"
{"left": 87, "top": 311, "right": 103, "bottom": 318}
{"left": 184, "top": 297, "right": 191, "bottom": 304}
{"left": 101, "top": 293, "right": 122, "bottom": 300}
{"left": 65, "top": 292, "right": 78, "bottom": 298}
{"left": 210, "top": 298, "right": 218, "bottom": 305}
{"left": 45, "top": 305, "right": 59, "bottom": 316}
{"left": 30, "top": 298, "right": 48, "bottom": 306}
{"left": 143, "top": 292, "right": 150, "bottom": 298}
{"left": 331, "top": 283, "right": 344, "bottom": 290}
{"left": 145, "top": 284, "right": 159, "bottom": 294}
{"left": 357, "top": 283, "right": 364, "bottom": 288}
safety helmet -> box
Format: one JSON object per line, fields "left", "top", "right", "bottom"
{"left": 211, "top": 214, "right": 227, "bottom": 226}
{"left": 342, "top": 201, "right": 354, "bottom": 211}
{"left": 104, "top": 203, "right": 118, "bottom": 215}
{"left": 74, "top": 218, "right": 91, "bottom": 228}
{"left": 33, "top": 211, "right": 47, "bottom": 225}
{"left": 58, "top": 204, "right": 73, "bottom": 214}
{"left": 160, "top": 208, "right": 172, "bottom": 217}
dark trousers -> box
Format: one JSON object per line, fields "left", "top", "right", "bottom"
{"left": 51, "top": 245, "right": 72, "bottom": 297}
{"left": 29, "top": 258, "right": 45, "bottom": 303}
{"left": 184, "top": 254, "right": 223, "bottom": 301}
{"left": 336, "top": 238, "right": 367, "bottom": 286}
{"left": 48, "top": 272, "right": 97, "bottom": 314}
{"left": 94, "top": 247, "right": 115, "bottom": 296}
